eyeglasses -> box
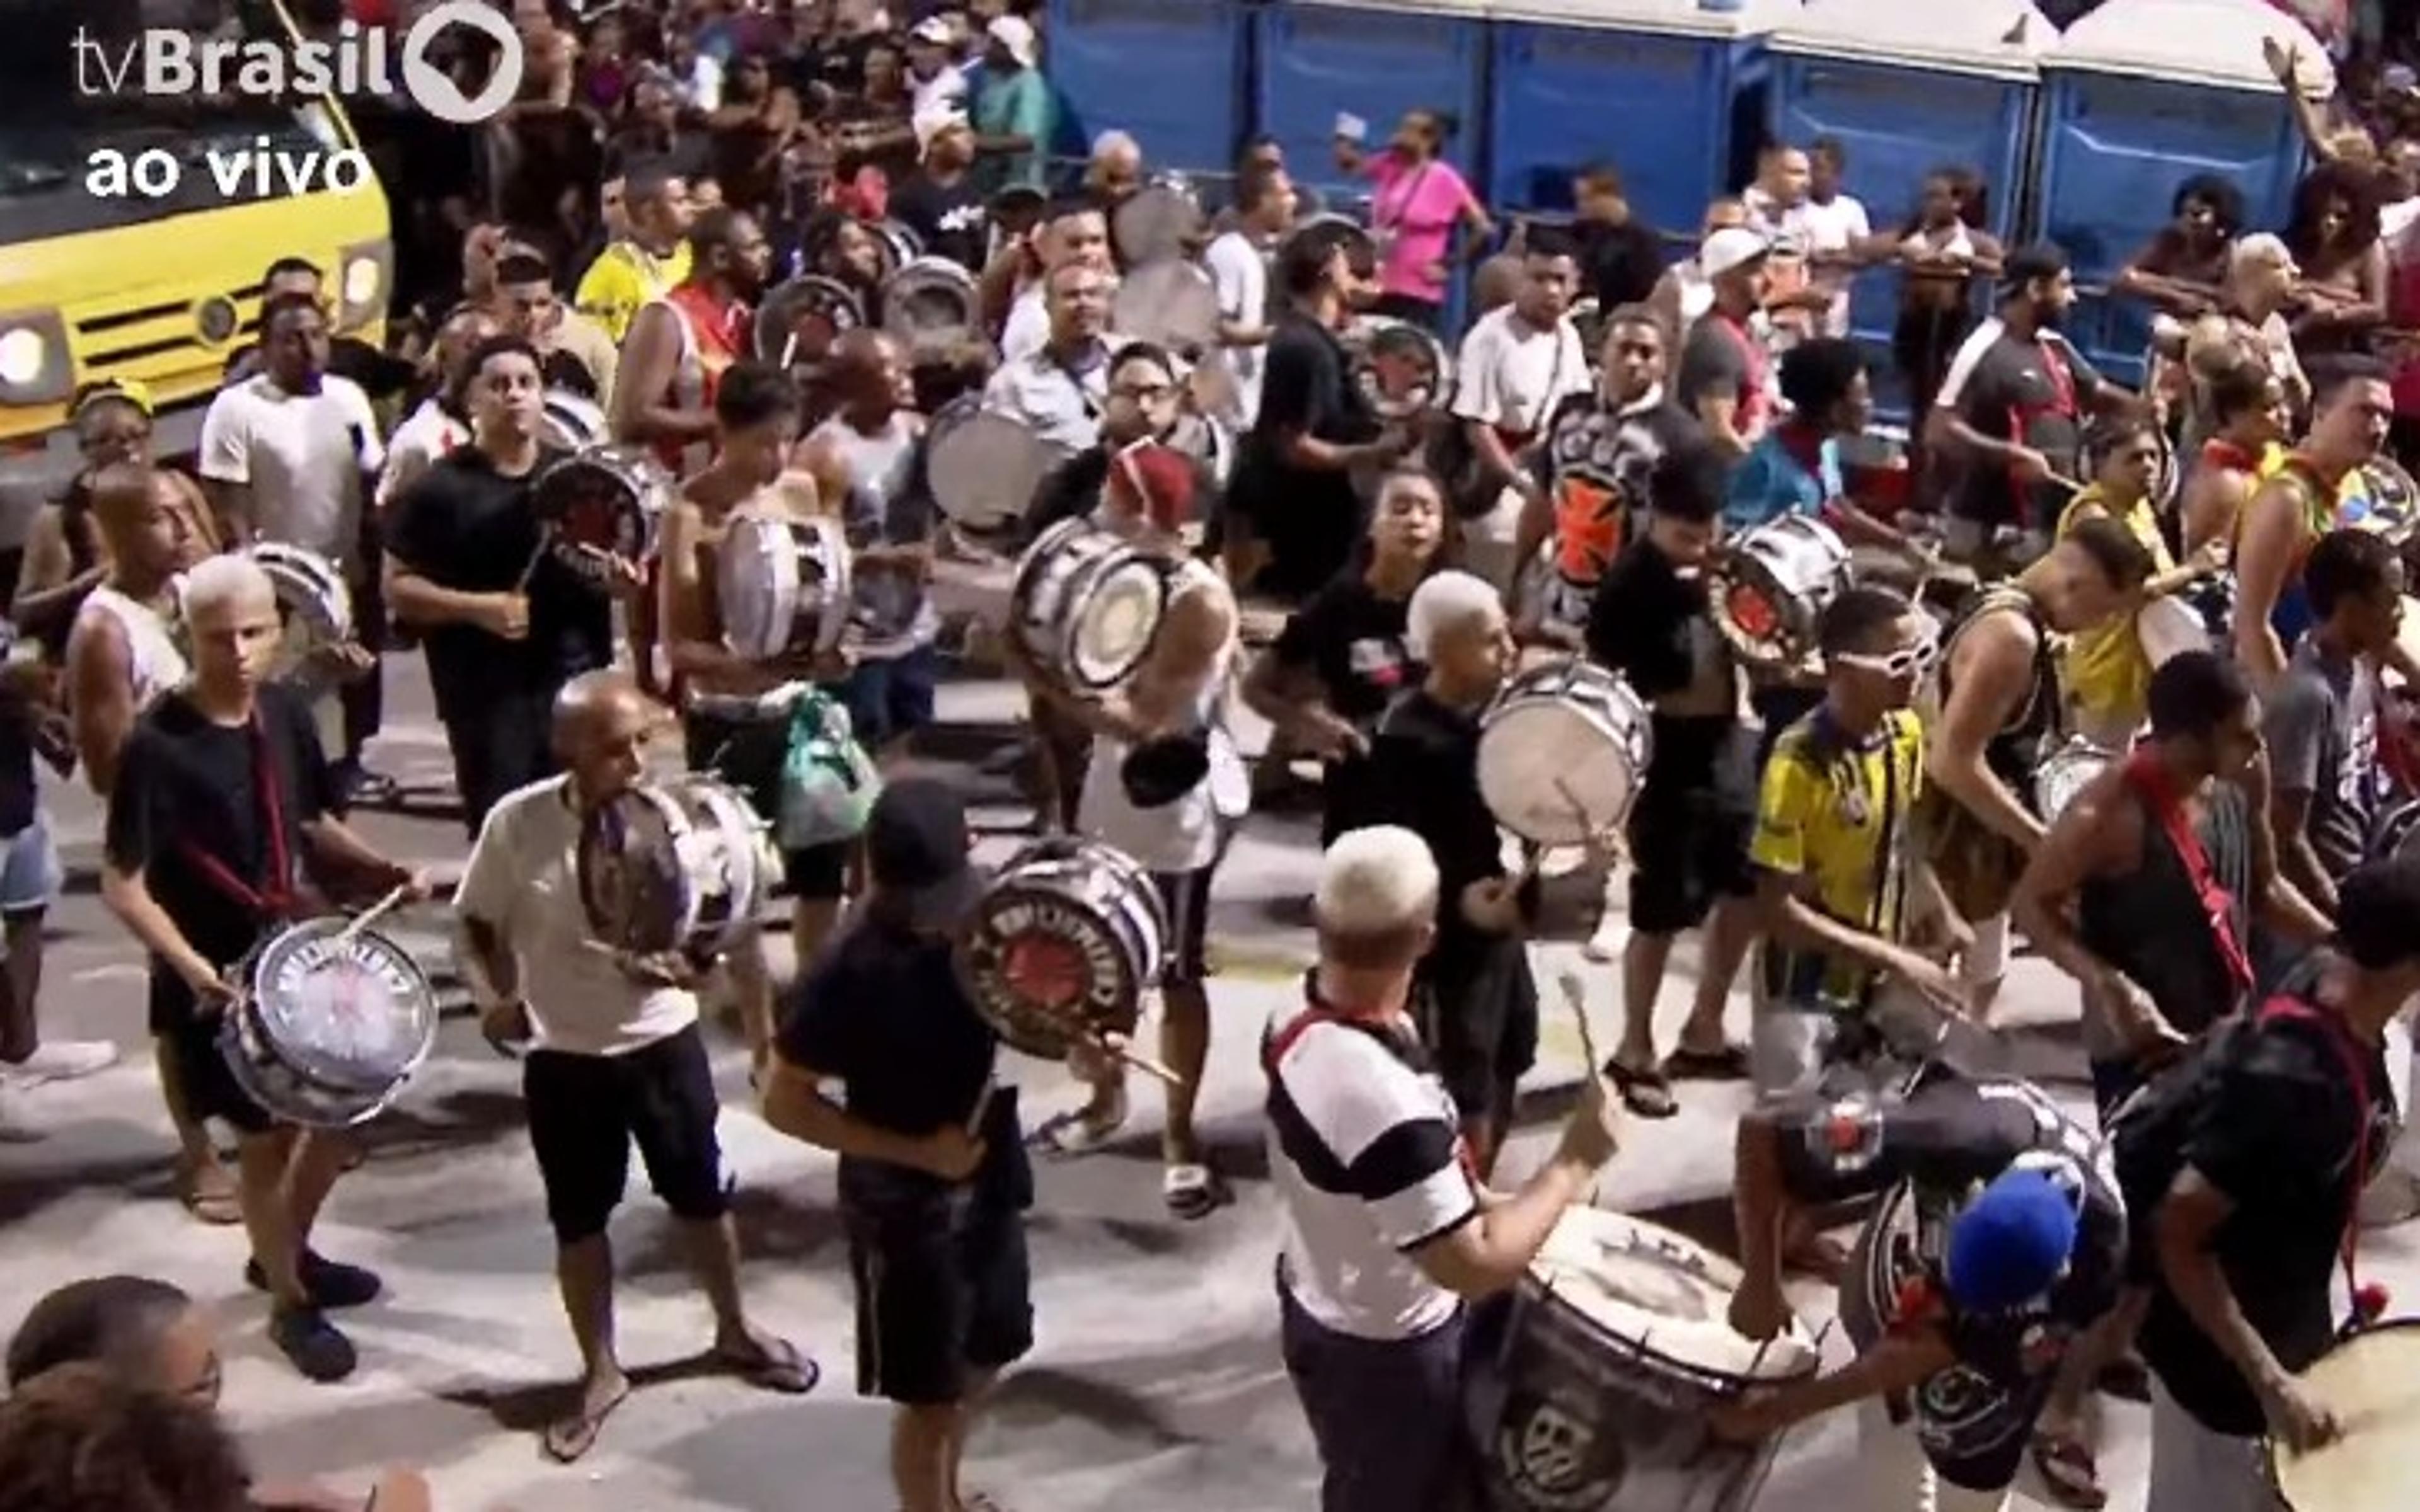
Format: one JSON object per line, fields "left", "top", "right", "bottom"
{"left": 1110, "top": 382, "right": 1175, "bottom": 401}
{"left": 1833, "top": 633, "right": 1940, "bottom": 680}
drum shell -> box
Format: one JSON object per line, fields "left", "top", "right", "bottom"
{"left": 1713, "top": 514, "right": 1852, "bottom": 672}
{"left": 539, "top": 390, "right": 609, "bottom": 451}
{"left": 1476, "top": 660, "right": 1654, "bottom": 846}
{"left": 533, "top": 447, "right": 671, "bottom": 573}
{"left": 2035, "top": 738, "right": 2118, "bottom": 827}
{"left": 718, "top": 512, "right": 855, "bottom": 662}
{"left": 577, "top": 779, "right": 773, "bottom": 958}
{"left": 954, "top": 837, "right": 1171, "bottom": 1059}
{"left": 1345, "top": 316, "right": 1453, "bottom": 419}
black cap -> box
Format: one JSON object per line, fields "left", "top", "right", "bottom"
{"left": 866, "top": 777, "right": 984, "bottom": 929}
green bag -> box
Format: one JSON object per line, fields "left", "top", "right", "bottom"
{"left": 778, "top": 690, "right": 881, "bottom": 850}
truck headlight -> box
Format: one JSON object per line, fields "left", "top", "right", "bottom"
{"left": 0, "top": 312, "right": 71, "bottom": 406}
{"left": 337, "top": 243, "right": 391, "bottom": 333}
{"left": 0, "top": 329, "right": 44, "bottom": 387}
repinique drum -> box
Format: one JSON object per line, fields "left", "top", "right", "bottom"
{"left": 1114, "top": 261, "right": 1221, "bottom": 355}
{"left": 577, "top": 776, "right": 773, "bottom": 959}
{"left": 1713, "top": 514, "right": 1853, "bottom": 671}
{"left": 219, "top": 917, "right": 439, "bottom": 1128}
{"left": 1010, "top": 517, "right": 1172, "bottom": 692}
{"left": 1345, "top": 316, "right": 1453, "bottom": 420}
{"left": 539, "top": 390, "right": 609, "bottom": 451}
{"left": 881, "top": 256, "right": 981, "bottom": 353}
{"left": 532, "top": 446, "right": 671, "bottom": 586}
{"left": 2268, "top": 1320, "right": 2420, "bottom": 1509}
{"left": 2346, "top": 457, "right": 2420, "bottom": 545}
{"left": 1467, "top": 1208, "right": 1820, "bottom": 1512}
{"left": 1838, "top": 428, "right": 1915, "bottom": 520}
{"left": 756, "top": 275, "right": 866, "bottom": 369}
{"left": 925, "top": 396, "right": 1059, "bottom": 538}
{"left": 1477, "top": 660, "right": 1653, "bottom": 847}
{"left": 1111, "top": 175, "right": 1204, "bottom": 268}
{"left": 245, "top": 542, "right": 355, "bottom": 688}
{"left": 2182, "top": 571, "right": 2237, "bottom": 643}
{"left": 2136, "top": 596, "right": 2210, "bottom": 668}
{"left": 2035, "top": 737, "right": 2117, "bottom": 825}
{"left": 718, "top": 510, "right": 855, "bottom": 662}
{"left": 955, "top": 836, "right": 1170, "bottom": 1060}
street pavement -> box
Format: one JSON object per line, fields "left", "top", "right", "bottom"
{"left": 3, "top": 653, "right": 2418, "bottom": 1512}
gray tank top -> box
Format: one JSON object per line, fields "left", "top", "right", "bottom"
{"left": 810, "top": 414, "right": 931, "bottom": 656}
{"left": 2077, "top": 778, "right": 2252, "bottom": 1057}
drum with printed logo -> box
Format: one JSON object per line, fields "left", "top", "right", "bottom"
{"left": 576, "top": 776, "right": 774, "bottom": 959}
{"left": 219, "top": 916, "right": 439, "bottom": 1128}
{"left": 2267, "top": 1320, "right": 2420, "bottom": 1509}
{"left": 1009, "top": 517, "right": 1173, "bottom": 694}
{"left": 2034, "top": 737, "right": 2118, "bottom": 826}
{"left": 1465, "top": 1208, "right": 1820, "bottom": 1512}
{"left": 531, "top": 445, "right": 671, "bottom": 587}
{"left": 718, "top": 510, "right": 855, "bottom": 662}
{"left": 1110, "top": 174, "right": 1205, "bottom": 268}
{"left": 756, "top": 275, "right": 867, "bottom": 369}
{"left": 955, "top": 837, "right": 1169, "bottom": 1060}
{"left": 1712, "top": 514, "right": 1853, "bottom": 673}
{"left": 1476, "top": 659, "right": 1653, "bottom": 846}
{"left": 1113, "top": 260, "right": 1221, "bottom": 355}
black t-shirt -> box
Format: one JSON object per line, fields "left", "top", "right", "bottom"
{"left": 0, "top": 685, "right": 40, "bottom": 838}
{"left": 1533, "top": 394, "right": 1702, "bottom": 600}
{"left": 1947, "top": 329, "right": 2104, "bottom": 530}
{"left": 1573, "top": 217, "right": 1666, "bottom": 309}
{"left": 1237, "top": 314, "right": 1380, "bottom": 597}
{"left": 383, "top": 448, "right": 615, "bottom": 716}
{"left": 1586, "top": 535, "right": 1712, "bottom": 699}
{"left": 1366, "top": 689, "right": 1507, "bottom": 948}
{"left": 2130, "top": 995, "right": 2394, "bottom": 1436}
{"left": 105, "top": 685, "right": 337, "bottom": 1023}
{"left": 889, "top": 172, "right": 992, "bottom": 272}
{"left": 1775, "top": 1073, "right": 2125, "bottom": 1490}
{"left": 1270, "top": 571, "right": 1422, "bottom": 730}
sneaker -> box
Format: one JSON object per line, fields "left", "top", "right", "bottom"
{"left": 0, "top": 1080, "right": 43, "bottom": 1143}
{"left": 245, "top": 1251, "right": 384, "bottom": 1309}
{"left": 269, "top": 1305, "right": 357, "bottom": 1383}
{"left": 8, "top": 1039, "right": 121, "bottom": 1086}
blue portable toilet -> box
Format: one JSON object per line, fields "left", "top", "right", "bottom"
{"left": 2037, "top": 0, "right": 2333, "bottom": 385}
{"left": 1044, "top": 0, "right": 1252, "bottom": 176}
{"left": 1252, "top": 0, "right": 1493, "bottom": 219}
{"left": 1765, "top": 0, "right": 2053, "bottom": 399}
{"left": 1487, "top": 0, "right": 1801, "bottom": 249}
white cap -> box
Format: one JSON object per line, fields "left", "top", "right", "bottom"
{"left": 1403, "top": 570, "right": 1499, "bottom": 662}
{"left": 1315, "top": 827, "right": 1440, "bottom": 938}
{"left": 1700, "top": 226, "right": 1771, "bottom": 279}
{"left": 909, "top": 16, "right": 954, "bottom": 45}
{"left": 987, "top": 14, "right": 1039, "bottom": 67}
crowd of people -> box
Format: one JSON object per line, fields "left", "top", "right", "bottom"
{"left": 7, "top": 1, "right": 2420, "bottom": 1511}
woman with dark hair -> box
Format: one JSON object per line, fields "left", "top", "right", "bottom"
{"left": 1332, "top": 107, "right": 1492, "bottom": 331}
{"left": 6, "top": 1275, "right": 214, "bottom": 1399}
{"left": 1893, "top": 167, "right": 2003, "bottom": 446}
{"left": 2115, "top": 174, "right": 2247, "bottom": 319}
{"left": 0, "top": 1366, "right": 253, "bottom": 1512}
{"left": 2285, "top": 159, "right": 2390, "bottom": 359}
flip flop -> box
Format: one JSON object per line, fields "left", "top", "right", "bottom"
{"left": 179, "top": 1160, "right": 241, "bottom": 1227}
{"left": 716, "top": 1336, "right": 819, "bottom": 1395}
{"left": 1662, "top": 1042, "right": 1752, "bottom": 1082}
{"left": 963, "top": 1494, "right": 1013, "bottom": 1512}
{"left": 2029, "top": 1429, "right": 2108, "bottom": 1510}
{"left": 541, "top": 1380, "right": 632, "bottom": 1464}
{"left": 1603, "top": 1060, "right": 1678, "bottom": 1120}
{"left": 1163, "top": 1163, "right": 1232, "bottom": 1220}
{"left": 1025, "top": 1104, "right": 1124, "bottom": 1159}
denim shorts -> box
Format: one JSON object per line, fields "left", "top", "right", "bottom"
{"left": 0, "top": 814, "right": 64, "bottom": 917}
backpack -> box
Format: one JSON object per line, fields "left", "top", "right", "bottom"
{"left": 777, "top": 689, "right": 881, "bottom": 850}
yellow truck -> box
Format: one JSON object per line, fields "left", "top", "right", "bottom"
{"left": 0, "top": 0, "right": 393, "bottom": 576}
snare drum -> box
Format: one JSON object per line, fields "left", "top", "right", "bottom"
{"left": 926, "top": 396, "right": 1060, "bottom": 539}
{"left": 1477, "top": 660, "right": 1654, "bottom": 846}
{"left": 1345, "top": 317, "right": 1452, "bottom": 419}
{"left": 954, "top": 836, "right": 1170, "bottom": 1060}
{"left": 1110, "top": 175, "right": 1204, "bottom": 268}
{"left": 1714, "top": 514, "right": 1853, "bottom": 670}
{"left": 756, "top": 275, "right": 866, "bottom": 369}
{"left": 2268, "top": 1320, "right": 2420, "bottom": 1509}
{"left": 2035, "top": 737, "right": 2118, "bottom": 825}
{"left": 219, "top": 917, "right": 439, "bottom": 1128}
{"left": 1467, "top": 1208, "right": 1819, "bottom": 1512}
{"left": 576, "top": 776, "right": 773, "bottom": 959}
{"left": 245, "top": 541, "right": 355, "bottom": 687}
{"left": 539, "top": 390, "right": 609, "bottom": 451}
{"left": 2136, "top": 595, "right": 2211, "bottom": 668}
{"left": 1114, "top": 261, "right": 1221, "bottom": 355}
{"left": 2347, "top": 457, "right": 2420, "bottom": 545}
{"left": 532, "top": 446, "right": 671, "bottom": 585}
{"left": 1838, "top": 428, "right": 1915, "bottom": 520}
{"left": 718, "top": 510, "right": 854, "bottom": 662}
{"left": 871, "top": 219, "right": 923, "bottom": 280}
{"left": 1010, "top": 517, "right": 1172, "bottom": 692}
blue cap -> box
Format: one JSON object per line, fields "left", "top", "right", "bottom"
{"left": 1944, "top": 1170, "right": 2080, "bottom": 1312}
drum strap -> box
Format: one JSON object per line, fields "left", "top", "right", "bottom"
{"left": 2005, "top": 336, "right": 2077, "bottom": 530}
{"left": 2121, "top": 750, "right": 2252, "bottom": 997}
{"left": 174, "top": 713, "right": 296, "bottom": 921}
{"left": 2254, "top": 995, "right": 2383, "bottom": 1324}
{"left": 1262, "top": 1003, "right": 1482, "bottom": 1188}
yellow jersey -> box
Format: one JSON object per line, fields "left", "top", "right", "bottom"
{"left": 1751, "top": 706, "right": 1927, "bottom": 1005}
{"left": 573, "top": 239, "right": 695, "bottom": 345}
{"left": 2056, "top": 487, "right": 2176, "bottom": 729}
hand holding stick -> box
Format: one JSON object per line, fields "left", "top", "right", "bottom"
{"left": 332, "top": 881, "right": 416, "bottom": 952}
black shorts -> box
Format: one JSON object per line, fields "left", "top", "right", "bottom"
{"left": 524, "top": 1024, "right": 730, "bottom": 1244}
{"left": 843, "top": 1174, "right": 1035, "bottom": 1406}
{"left": 1627, "top": 719, "right": 1756, "bottom": 934}
{"left": 684, "top": 709, "right": 852, "bottom": 901}
{"left": 156, "top": 983, "right": 279, "bottom": 1137}
{"left": 1151, "top": 866, "right": 1214, "bottom": 987}
{"left": 837, "top": 645, "right": 940, "bottom": 752}
{"left": 1419, "top": 931, "right": 1539, "bottom": 1125}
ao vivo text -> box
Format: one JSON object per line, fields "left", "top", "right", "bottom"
{"left": 84, "top": 140, "right": 373, "bottom": 202}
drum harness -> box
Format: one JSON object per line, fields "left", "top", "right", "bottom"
{"left": 1261, "top": 1000, "right": 1484, "bottom": 1189}
{"left": 176, "top": 713, "right": 305, "bottom": 948}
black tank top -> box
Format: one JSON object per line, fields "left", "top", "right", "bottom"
{"left": 1940, "top": 585, "right": 2060, "bottom": 791}
{"left": 2077, "top": 782, "right": 2252, "bottom": 1046}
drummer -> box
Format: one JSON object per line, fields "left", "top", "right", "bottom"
{"left": 1266, "top": 825, "right": 1622, "bottom": 1512}
{"left": 1715, "top": 1067, "right": 2126, "bottom": 1512}
{"left": 455, "top": 669, "right": 816, "bottom": 1462}
{"left": 100, "top": 554, "right": 428, "bottom": 1385}
{"left": 613, "top": 207, "right": 776, "bottom": 478}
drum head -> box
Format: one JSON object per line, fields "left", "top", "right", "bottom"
{"left": 2136, "top": 597, "right": 2210, "bottom": 668}
{"left": 1352, "top": 318, "right": 1449, "bottom": 416}
{"left": 882, "top": 256, "right": 979, "bottom": 352}
{"left": 1113, "top": 261, "right": 1219, "bottom": 355}
{"left": 927, "top": 407, "right": 1056, "bottom": 534}
{"left": 1530, "top": 1209, "right": 1820, "bottom": 1381}
{"left": 1066, "top": 555, "right": 1168, "bottom": 689}
{"left": 757, "top": 276, "right": 865, "bottom": 368}
{"left": 577, "top": 789, "right": 694, "bottom": 956}
{"left": 955, "top": 854, "right": 1159, "bottom": 1059}
{"left": 1478, "top": 670, "right": 1650, "bottom": 845}
{"left": 1111, "top": 181, "right": 1203, "bottom": 268}
{"left": 243, "top": 918, "right": 438, "bottom": 1096}
{"left": 533, "top": 449, "right": 664, "bottom": 573}
{"left": 2271, "top": 1321, "right": 2420, "bottom": 1510}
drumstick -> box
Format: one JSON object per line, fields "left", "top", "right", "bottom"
{"left": 1117, "top": 1045, "right": 1185, "bottom": 1088}
{"left": 965, "top": 1080, "right": 997, "bottom": 1136}
{"left": 1557, "top": 970, "right": 1601, "bottom": 1073}
{"left": 514, "top": 530, "right": 551, "bottom": 592}
{"left": 1555, "top": 776, "right": 1626, "bottom": 865}
{"left": 778, "top": 331, "right": 800, "bottom": 371}
{"left": 331, "top": 881, "right": 415, "bottom": 951}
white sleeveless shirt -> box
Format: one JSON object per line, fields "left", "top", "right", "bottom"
{"left": 80, "top": 585, "right": 188, "bottom": 707}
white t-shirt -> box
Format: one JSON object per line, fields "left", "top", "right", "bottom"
{"left": 1450, "top": 306, "right": 1591, "bottom": 439}
{"left": 979, "top": 336, "right": 1130, "bottom": 456}
{"left": 1202, "top": 229, "right": 1270, "bottom": 426}
{"left": 456, "top": 776, "right": 701, "bottom": 1057}
{"left": 197, "top": 374, "right": 384, "bottom": 566}
{"left": 1266, "top": 1005, "right": 1475, "bottom": 1340}
{"left": 1797, "top": 193, "right": 1872, "bottom": 339}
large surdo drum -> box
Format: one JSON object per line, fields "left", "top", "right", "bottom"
{"left": 532, "top": 446, "right": 671, "bottom": 587}
{"left": 2269, "top": 1320, "right": 2420, "bottom": 1509}
{"left": 718, "top": 510, "right": 855, "bottom": 662}
{"left": 1010, "top": 518, "right": 1173, "bottom": 693}
{"left": 220, "top": 917, "right": 439, "bottom": 1128}
{"left": 1468, "top": 1208, "right": 1820, "bottom": 1512}
{"left": 955, "top": 837, "right": 1170, "bottom": 1060}
{"left": 1477, "top": 660, "right": 1653, "bottom": 847}
{"left": 577, "top": 777, "right": 773, "bottom": 959}
{"left": 1712, "top": 515, "right": 1852, "bottom": 671}
{"left": 1347, "top": 317, "right": 1453, "bottom": 419}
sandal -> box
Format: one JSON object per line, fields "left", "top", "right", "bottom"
{"left": 715, "top": 1334, "right": 819, "bottom": 1395}
{"left": 1662, "top": 1042, "right": 1752, "bottom": 1082}
{"left": 2029, "top": 1428, "right": 2108, "bottom": 1510}
{"left": 541, "top": 1378, "right": 632, "bottom": 1464}
{"left": 1025, "top": 1097, "right": 1126, "bottom": 1159}
{"left": 1603, "top": 1060, "right": 1678, "bottom": 1120}
{"left": 1163, "top": 1163, "right": 1232, "bottom": 1220}
{"left": 178, "top": 1157, "right": 242, "bottom": 1227}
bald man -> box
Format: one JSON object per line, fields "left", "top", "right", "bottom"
{"left": 456, "top": 668, "right": 816, "bottom": 1463}
{"left": 101, "top": 555, "right": 425, "bottom": 1383}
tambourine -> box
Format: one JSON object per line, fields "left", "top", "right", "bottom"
{"left": 756, "top": 275, "right": 866, "bottom": 369}
{"left": 1344, "top": 316, "right": 1451, "bottom": 420}
{"left": 1113, "top": 260, "right": 1220, "bottom": 357}
{"left": 880, "top": 255, "right": 982, "bottom": 353}
{"left": 1110, "top": 174, "right": 1204, "bottom": 268}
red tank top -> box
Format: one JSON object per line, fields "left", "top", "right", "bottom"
{"left": 659, "top": 284, "right": 746, "bottom": 471}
